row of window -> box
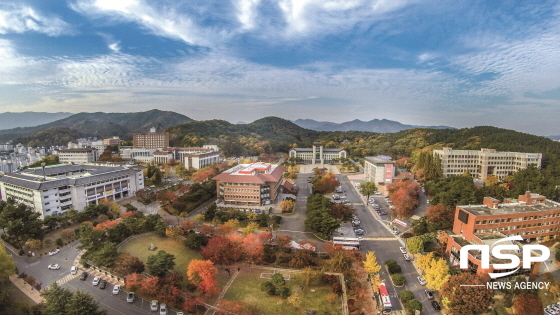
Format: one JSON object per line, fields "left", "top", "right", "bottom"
{"left": 6, "top": 193, "right": 33, "bottom": 204}
{"left": 476, "top": 214, "right": 560, "bottom": 224}
{"left": 475, "top": 228, "right": 559, "bottom": 234}
{"left": 5, "top": 187, "right": 33, "bottom": 198}
{"left": 84, "top": 175, "right": 129, "bottom": 187}
{"left": 222, "top": 194, "right": 261, "bottom": 199}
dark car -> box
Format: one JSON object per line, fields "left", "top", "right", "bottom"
{"left": 425, "top": 290, "right": 434, "bottom": 300}
{"left": 79, "top": 272, "right": 88, "bottom": 281}
{"left": 432, "top": 301, "right": 441, "bottom": 311}
{"left": 99, "top": 280, "right": 107, "bottom": 289}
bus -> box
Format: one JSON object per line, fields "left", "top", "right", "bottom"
{"left": 378, "top": 283, "right": 392, "bottom": 314}
{"left": 332, "top": 237, "right": 361, "bottom": 249}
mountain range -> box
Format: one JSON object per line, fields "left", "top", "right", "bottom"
{"left": 0, "top": 112, "right": 73, "bottom": 130}
{"left": 292, "top": 118, "right": 455, "bottom": 133}
{"left": 0, "top": 110, "right": 193, "bottom": 146}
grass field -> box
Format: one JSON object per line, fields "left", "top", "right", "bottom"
{"left": 222, "top": 270, "right": 342, "bottom": 315}
{"left": 119, "top": 234, "right": 201, "bottom": 282}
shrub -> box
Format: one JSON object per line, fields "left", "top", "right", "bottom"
{"left": 555, "top": 249, "right": 560, "bottom": 262}
{"left": 55, "top": 238, "right": 63, "bottom": 246}
{"left": 398, "top": 290, "right": 414, "bottom": 303}
{"left": 271, "top": 215, "right": 283, "bottom": 224}
{"left": 391, "top": 274, "right": 406, "bottom": 286}
{"left": 276, "top": 286, "right": 291, "bottom": 298}
{"left": 261, "top": 281, "right": 276, "bottom": 295}
{"left": 322, "top": 274, "right": 339, "bottom": 285}
{"left": 404, "top": 299, "right": 423, "bottom": 313}
{"left": 271, "top": 273, "right": 285, "bottom": 286}
{"left": 386, "top": 261, "right": 402, "bottom": 274}
{"left": 332, "top": 283, "right": 343, "bottom": 295}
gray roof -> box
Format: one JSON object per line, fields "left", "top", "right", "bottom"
{"left": 290, "top": 148, "right": 345, "bottom": 152}
{"left": 1, "top": 164, "right": 144, "bottom": 190}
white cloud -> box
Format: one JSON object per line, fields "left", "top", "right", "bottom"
{"left": 0, "top": 3, "right": 73, "bottom": 36}
{"left": 235, "top": 0, "right": 261, "bottom": 30}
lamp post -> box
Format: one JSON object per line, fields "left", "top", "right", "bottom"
{"left": 41, "top": 162, "right": 46, "bottom": 180}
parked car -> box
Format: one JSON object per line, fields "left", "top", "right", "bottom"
{"left": 431, "top": 301, "right": 441, "bottom": 311}
{"left": 79, "top": 272, "right": 88, "bottom": 281}
{"left": 47, "top": 264, "right": 60, "bottom": 270}
{"left": 403, "top": 254, "right": 410, "bottom": 261}
{"left": 70, "top": 266, "right": 78, "bottom": 274}
{"left": 417, "top": 276, "right": 427, "bottom": 286}
{"left": 355, "top": 230, "right": 364, "bottom": 236}
{"left": 99, "top": 280, "right": 107, "bottom": 289}
{"left": 399, "top": 247, "right": 407, "bottom": 254}
{"left": 151, "top": 300, "right": 159, "bottom": 311}
{"left": 127, "top": 292, "right": 135, "bottom": 303}
{"left": 48, "top": 249, "right": 60, "bottom": 256}
{"left": 425, "top": 290, "right": 434, "bottom": 300}
{"left": 159, "top": 303, "right": 167, "bottom": 315}
{"left": 112, "top": 285, "right": 120, "bottom": 295}
{"left": 92, "top": 276, "right": 100, "bottom": 286}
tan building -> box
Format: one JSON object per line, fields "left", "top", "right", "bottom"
{"left": 132, "top": 127, "right": 169, "bottom": 149}
{"left": 58, "top": 148, "right": 98, "bottom": 164}
{"left": 184, "top": 151, "right": 220, "bottom": 169}
{"left": 433, "top": 147, "right": 542, "bottom": 180}
{"left": 103, "top": 137, "right": 121, "bottom": 146}
{"left": 213, "top": 163, "right": 285, "bottom": 206}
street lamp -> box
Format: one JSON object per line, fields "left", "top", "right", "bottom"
{"left": 41, "top": 162, "right": 46, "bottom": 180}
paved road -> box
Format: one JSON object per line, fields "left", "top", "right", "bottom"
{"left": 277, "top": 173, "right": 316, "bottom": 242}
{"left": 339, "top": 174, "right": 440, "bottom": 314}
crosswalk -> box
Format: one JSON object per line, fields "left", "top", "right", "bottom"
{"left": 362, "top": 237, "right": 397, "bottom": 241}
{"left": 56, "top": 273, "right": 79, "bottom": 286}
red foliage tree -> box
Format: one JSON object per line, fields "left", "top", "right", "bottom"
{"left": 215, "top": 225, "right": 234, "bottom": 236}
{"left": 243, "top": 233, "right": 265, "bottom": 264}
{"left": 140, "top": 276, "right": 160, "bottom": 296}
{"left": 441, "top": 273, "right": 493, "bottom": 315}
{"left": 201, "top": 237, "right": 243, "bottom": 265}
{"left": 94, "top": 220, "right": 119, "bottom": 231}
{"left": 426, "top": 203, "right": 454, "bottom": 223}
{"left": 187, "top": 260, "right": 220, "bottom": 296}
{"left": 198, "top": 224, "right": 215, "bottom": 235}
{"left": 125, "top": 273, "right": 144, "bottom": 291}
{"left": 387, "top": 176, "right": 420, "bottom": 219}
{"left": 276, "top": 234, "right": 293, "bottom": 252}
{"left": 180, "top": 219, "right": 195, "bottom": 231}
{"left": 513, "top": 293, "right": 543, "bottom": 315}
{"left": 121, "top": 211, "right": 136, "bottom": 218}
{"left": 193, "top": 168, "right": 217, "bottom": 182}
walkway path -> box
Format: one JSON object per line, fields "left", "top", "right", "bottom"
{"left": 8, "top": 274, "right": 44, "bottom": 304}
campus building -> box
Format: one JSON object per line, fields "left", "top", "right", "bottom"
{"left": 433, "top": 147, "right": 542, "bottom": 181}
{"left": 103, "top": 137, "right": 121, "bottom": 146}
{"left": 213, "top": 162, "right": 285, "bottom": 206}
{"left": 183, "top": 151, "right": 220, "bottom": 170}
{"left": 288, "top": 142, "right": 346, "bottom": 164}
{"left": 446, "top": 192, "right": 560, "bottom": 280}
{"left": 132, "top": 127, "right": 170, "bottom": 149}
{"left": 57, "top": 148, "right": 98, "bottom": 164}
{"left": 0, "top": 163, "right": 144, "bottom": 218}
{"left": 363, "top": 156, "right": 396, "bottom": 185}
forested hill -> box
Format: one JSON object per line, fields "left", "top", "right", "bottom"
{"left": 168, "top": 118, "right": 560, "bottom": 163}
{"left": 1, "top": 110, "right": 193, "bottom": 145}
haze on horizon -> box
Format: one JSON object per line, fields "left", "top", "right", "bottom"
{"left": 1, "top": 0, "right": 560, "bottom": 136}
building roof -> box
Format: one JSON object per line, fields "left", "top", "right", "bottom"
{"left": 364, "top": 156, "right": 395, "bottom": 164}
{"left": 0, "top": 164, "right": 144, "bottom": 190}
{"left": 213, "top": 164, "right": 285, "bottom": 184}
{"left": 458, "top": 200, "right": 560, "bottom": 216}
{"left": 183, "top": 151, "right": 220, "bottom": 157}
{"left": 58, "top": 148, "right": 96, "bottom": 153}
{"left": 290, "top": 147, "right": 345, "bottom": 152}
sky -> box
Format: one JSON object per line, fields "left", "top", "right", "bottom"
{"left": 1, "top": 0, "right": 560, "bottom": 135}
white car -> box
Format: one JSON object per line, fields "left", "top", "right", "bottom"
{"left": 70, "top": 266, "right": 78, "bottom": 274}
{"left": 92, "top": 276, "right": 100, "bottom": 286}
{"left": 47, "top": 264, "right": 60, "bottom": 270}
{"left": 112, "top": 285, "right": 120, "bottom": 295}
{"left": 159, "top": 303, "right": 167, "bottom": 315}
{"left": 403, "top": 254, "right": 411, "bottom": 261}
{"left": 399, "top": 247, "right": 407, "bottom": 254}
{"left": 417, "top": 276, "right": 427, "bottom": 285}
{"left": 151, "top": 300, "right": 159, "bottom": 311}
{"left": 48, "top": 249, "right": 60, "bottom": 256}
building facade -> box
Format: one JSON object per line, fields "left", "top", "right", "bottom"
{"left": 288, "top": 142, "right": 346, "bottom": 164}
{"left": 0, "top": 163, "right": 144, "bottom": 218}
{"left": 132, "top": 127, "right": 170, "bottom": 149}
{"left": 103, "top": 137, "right": 121, "bottom": 146}
{"left": 184, "top": 151, "right": 220, "bottom": 169}
{"left": 363, "top": 156, "right": 396, "bottom": 185}
{"left": 57, "top": 148, "right": 98, "bottom": 164}
{"left": 213, "top": 163, "right": 285, "bottom": 206}
{"left": 433, "top": 147, "right": 542, "bottom": 181}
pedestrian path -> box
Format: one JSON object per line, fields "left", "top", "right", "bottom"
{"left": 56, "top": 273, "right": 79, "bottom": 286}
{"left": 362, "top": 237, "right": 397, "bottom": 241}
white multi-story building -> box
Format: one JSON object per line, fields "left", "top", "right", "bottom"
{"left": 433, "top": 147, "right": 542, "bottom": 181}
{"left": 0, "top": 163, "right": 144, "bottom": 217}
{"left": 288, "top": 142, "right": 347, "bottom": 164}
{"left": 57, "top": 148, "right": 98, "bottom": 164}
{"left": 120, "top": 148, "right": 156, "bottom": 163}
{"left": 363, "top": 156, "right": 396, "bottom": 185}
{"left": 184, "top": 151, "right": 220, "bottom": 169}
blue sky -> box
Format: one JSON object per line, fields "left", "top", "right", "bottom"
{"left": 1, "top": 0, "right": 560, "bottom": 135}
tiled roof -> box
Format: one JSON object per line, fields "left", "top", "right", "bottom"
{"left": 213, "top": 165, "right": 285, "bottom": 184}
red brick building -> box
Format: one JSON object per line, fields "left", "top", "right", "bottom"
{"left": 447, "top": 192, "right": 560, "bottom": 280}
{"left": 213, "top": 163, "right": 285, "bottom": 206}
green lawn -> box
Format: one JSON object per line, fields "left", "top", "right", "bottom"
{"left": 222, "top": 270, "right": 342, "bottom": 315}
{"left": 119, "top": 234, "right": 201, "bottom": 282}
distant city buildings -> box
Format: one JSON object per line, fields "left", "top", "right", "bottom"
{"left": 363, "top": 155, "right": 396, "bottom": 185}
{"left": 132, "top": 127, "right": 169, "bottom": 149}
{"left": 0, "top": 163, "right": 144, "bottom": 217}
{"left": 213, "top": 162, "right": 285, "bottom": 206}
{"left": 103, "top": 136, "right": 122, "bottom": 146}
{"left": 289, "top": 142, "right": 346, "bottom": 164}
{"left": 433, "top": 147, "right": 542, "bottom": 181}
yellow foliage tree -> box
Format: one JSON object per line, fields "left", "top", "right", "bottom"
{"left": 550, "top": 281, "right": 560, "bottom": 300}
{"left": 288, "top": 290, "right": 303, "bottom": 309}
{"left": 279, "top": 199, "right": 296, "bottom": 213}
{"left": 425, "top": 258, "right": 451, "bottom": 290}
{"left": 224, "top": 219, "right": 240, "bottom": 229}
{"left": 165, "top": 226, "right": 183, "bottom": 239}
{"left": 363, "top": 251, "right": 381, "bottom": 274}
{"left": 416, "top": 252, "right": 435, "bottom": 272}
{"left": 243, "top": 222, "right": 259, "bottom": 236}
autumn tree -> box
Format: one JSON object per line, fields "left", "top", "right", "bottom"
{"left": 0, "top": 245, "right": 16, "bottom": 278}
{"left": 187, "top": 260, "right": 220, "bottom": 296}
{"left": 513, "top": 293, "right": 543, "bottom": 315}
{"left": 140, "top": 276, "right": 160, "bottom": 296}
{"left": 243, "top": 233, "right": 265, "bottom": 264}
{"left": 112, "top": 252, "right": 145, "bottom": 276}
{"left": 180, "top": 219, "right": 195, "bottom": 231}
{"left": 201, "top": 236, "right": 243, "bottom": 265}
{"left": 312, "top": 172, "right": 340, "bottom": 194}
{"left": 441, "top": 273, "right": 493, "bottom": 315}
{"left": 330, "top": 204, "right": 353, "bottom": 222}
{"left": 26, "top": 239, "right": 42, "bottom": 251}
{"left": 359, "top": 181, "right": 377, "bottom": 202}
{"left": 363, "top": 251, "right": 382, "bottom": 293}
{"left": 406, "top": 236, "right": 424, "bottom": 254}
{"left": 275, "top": 234, "right": 293, "bottom": 253}
{"left": 424, "top": 257, "right": 450, "bottom": 290}
{"left": 125, "top": 273, "right": 145, "bottom": 291}
{"left": 387, "top": 175, "right": 420, "bottom": 219}
{"left": 61, "top": 228, "right": 76, "bottom": 240}
{"left": 165, "top": 226, "right": 183, "bottom": 239}
{"left": 426, "top": 203, "right": 454, "bottom": 230}
{"left": 243, "top": 222, "right": 260, "bottom": 236}
{"left": 279, "top": 199, "right": 296, "bottom": 213}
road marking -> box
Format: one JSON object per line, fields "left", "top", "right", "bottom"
{"left": 56, "top": 273, "right": 79, "bottom": 286}
{"left": 362, "top": 237, "right": 397, "bottom": 241}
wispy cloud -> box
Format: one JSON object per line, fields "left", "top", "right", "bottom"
{"left": 0, "top": 2, "right": 73, "bottom": 36}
